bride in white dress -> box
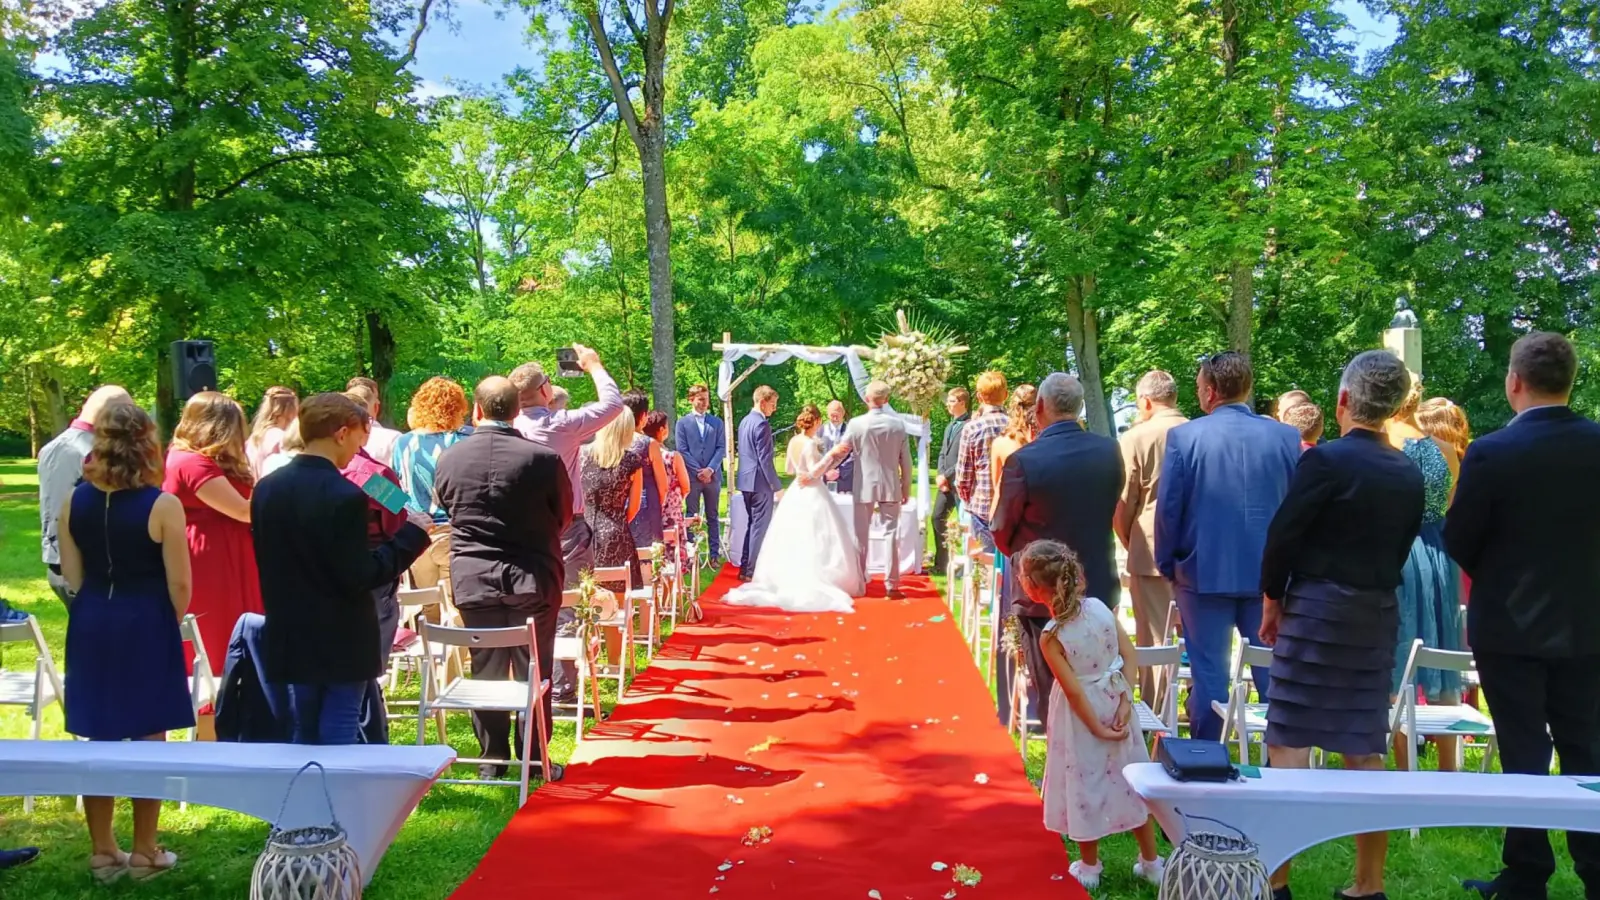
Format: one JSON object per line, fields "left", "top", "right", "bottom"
{"left": 725, "top": 407, "right": 864, "bottom": 613}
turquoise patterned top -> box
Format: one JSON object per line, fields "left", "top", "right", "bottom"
{"left": 1403, "top": 437, "right": 1452, "bottom": 524}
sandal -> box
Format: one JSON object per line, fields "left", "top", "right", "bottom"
{"left": 89, "top": 851, "right": 129, "bottom": 884}
{"left": 128, "top": 849, "right": 178, "bottom": 881}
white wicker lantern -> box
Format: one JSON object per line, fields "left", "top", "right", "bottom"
{"left": 250, "top": 762, "right": 363, "bottom": 900}
{"left": 1160, "top": 812, "right": 1270, "bottom": 900}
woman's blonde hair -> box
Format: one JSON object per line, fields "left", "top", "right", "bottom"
{"left": 408, "top": 377, "right": 468, "bottom": 432}
{"left": 280, "top": 418, "right": 305, "bottom": 453}
{"left": 1003, "top": 384, "right": 1038, "bottom": 443}
{"left": 249, "top": 386, "right": 298, "bottom": 452}
{"left": 1392, "top": 371, "right": 1424, "bottom": 423}
{"left": 1417, "top": 397, "right": 1471, "bottom": 461}
{"left": 588, "top": 406, "right": 636, "bottom": 469}
{"left": 172, "top": 391, "right": 253, "bottom": 485}
{"left": 1017, "top": 539, "right": 1086, "bottom": 623}
{"left": 84, "top": 401, "right": 163, "bottom": 491}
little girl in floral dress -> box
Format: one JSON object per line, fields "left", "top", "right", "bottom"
{"left": 1018, "top": 539, "right": 1164, "bottom": 890}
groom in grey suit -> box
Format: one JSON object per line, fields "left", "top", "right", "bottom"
{"left": 809, "top": 381, "right": 912, "bottom": 594}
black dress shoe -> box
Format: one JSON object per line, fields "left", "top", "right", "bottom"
{"left": 1464, "top": 878, "right": 1546, "bottom": 900}
{"left": 1273, "top": 886, "right": 1293, "bottom": 900}
{"left": 1335, "top": 890, "right": 1387, "bottom": 900}
{"left": 542, "top": 762, "right": 565, "bottom": 782}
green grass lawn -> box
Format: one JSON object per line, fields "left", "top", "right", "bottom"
{"left": 0, "top": 457, "right": 1585, "bottom": 899}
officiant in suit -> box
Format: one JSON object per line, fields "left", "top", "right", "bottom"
{"left": 1446, "top": 332, "right": 1600, "bottom": 900}
{"left": 675, "top": 384, "right": 725, "bottom": 560}
{"left": 819, "top": 401, "right": 855, "bottom": 494}
{"left": 811, "top": 382, "right": 913, "bottom": 595}
{"left": 992, "top": 373, "right": 1124, "bottom": 730}
{"left": 736, "top": 386, "right": 781, "bottom": 581}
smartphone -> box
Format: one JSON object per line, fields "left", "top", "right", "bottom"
{"left": 556, "top": 347, "right": 583, "bottom": 378}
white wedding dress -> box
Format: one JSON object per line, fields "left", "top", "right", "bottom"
{"left": 725, "top": 434, "right": 864, "bottom": 614}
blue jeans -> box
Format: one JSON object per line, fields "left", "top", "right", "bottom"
{"left": 1175, "top": 589, "right": 1270, "bottom": 742}
{"left": 287, "top": 681, "right": 366, "bottom": 745}
{"left": 969, "top": 513, "right": 996, "bottom": 553}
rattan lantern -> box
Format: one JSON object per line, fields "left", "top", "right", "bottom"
{"left": 1160, "top": 812, "right": 1270, "bottom": 900}
{"left": 250, "top": 762, "right": 363, "bottom": 900}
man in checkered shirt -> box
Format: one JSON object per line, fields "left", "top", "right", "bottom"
{"left": 955, "top": 370, "right": 1011, "bottom": 551}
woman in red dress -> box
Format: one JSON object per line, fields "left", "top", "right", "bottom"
{"left": 163, "top": 392, "right": 261, "bottom": 690}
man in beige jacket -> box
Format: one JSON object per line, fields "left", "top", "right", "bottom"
{"left": 1114, "top": 370, "right": 1188, "bottom": 699}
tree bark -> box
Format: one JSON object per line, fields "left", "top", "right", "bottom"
{"left": 1065, "top": 275, "right": 1113, "bottom": 436}
{"left": 155, "top": 0, "right": 199, "bottom": 435}
{"left": 366, "top": 310, "right": 397, "bottom": 419}
{"left": 1220, "top": 0, "right": 1254, "bottom": 357}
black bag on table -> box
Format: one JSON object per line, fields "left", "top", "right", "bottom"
{"left": 1156, "top": 738, "right": 1240, "bottom": 783}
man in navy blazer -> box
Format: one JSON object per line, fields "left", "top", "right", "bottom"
{"left": 1446, "top": 333, "right": 1600, "bottom": 900}
{"left": 735, "top": 386, "right": 781, "bottom": 580}
{"left": 993, "top": 373, "right": 1124, "bottom": 730}
{"left": 1155, "top": 351, "right": 1301, "bottom": 741}
{"left": 675, "top": 384, "right": 726, "bottom": 560}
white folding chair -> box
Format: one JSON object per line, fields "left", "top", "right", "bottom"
{"left": 591, "top": 564, "right": 636, "bottom": 690}
{"left": 1009, "top": 639, "right": 1043, "bottom": 758}
{"left": 1390, "top": 638, "right": 1498, "bottom": 774}
{"left": 1214, "top": 642, "right": 1274, "bottom": 766}
{"left": 632, "top": 548, "right": 663, "bottom": 660}
{"left": 1135, "top": 643, "right": 1182, "bottom": 745}
{"left": 0, "top": 616, "right": 65, "bottom": 811}
{"left": 385, "top": 586, "right": 457, "bottom": 738}
{"left": 417, "top": 617, "right": 552, "bottom": 805}
{"left": 552, "top": 589, "right": 604, "bottom": 741}
{"left": 964, "top": 550, "right": 996, "bottom": 661}
{"left": 178, "top": 614, "right": 218, "bottom": 740}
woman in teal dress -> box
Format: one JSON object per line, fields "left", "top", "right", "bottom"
{"left": 1387, "top": 381, "right": 1463, "bottom": 694}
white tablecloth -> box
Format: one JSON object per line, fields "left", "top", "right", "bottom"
{"left": 1124, "top": 762, "right": 1600, "bottom": 871}
{"left": 0, "top": 740, "right": 454, "bottom": 885}
{"left": 726, "top": 491, "right": 924, "bottom": 576}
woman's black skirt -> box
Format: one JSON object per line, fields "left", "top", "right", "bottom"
{"left": 1265, "top": 577, "right": 1398, "bottom": 757}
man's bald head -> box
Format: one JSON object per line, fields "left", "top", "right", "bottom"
{"left": 80, "top": 385, "right": 131, "bottom": 424}
{"left": 474, "top": 376, "right": 521, "bottom": 422}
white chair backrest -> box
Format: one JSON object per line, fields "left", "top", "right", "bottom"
{"left": 560, "top": 589, "right": 582, "bottom": 608}
{"left": 591, "top": 564, "right": 632, "bottom": 592}
{"left": 1236, "top": 642, "right": 1274, "bottom": 678}
{"left": 1163, "top": 600, "right": 1181, "bottom": 641}
{"left": 0, "top": 616, "right": 64, "bottom": 705}
{"left": 397, "top": 586, "right": 444, "bottom": 611}
{"left": 419, "top": 619, "right": 534, "bottom": 651}
{"left": 179, "top": 614, "right": 212, "bottom": 672}
{"left": 0, "top": 621, "right": 35, "bottom": 645}
{"left": 1135, "top": 644, "right": 1182, "bottom": 667}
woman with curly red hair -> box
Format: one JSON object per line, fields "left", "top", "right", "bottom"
{"left": 163, "top": 392, "right": 262, "bottom": 692}
{"left": 392, "top": 377, "right": 473, "bottom": 597}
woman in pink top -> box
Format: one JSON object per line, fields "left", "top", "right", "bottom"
{"left": 246, "top": 386, "right": 297, "bottom": 480}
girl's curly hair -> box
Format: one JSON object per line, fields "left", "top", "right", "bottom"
{"left": 1017, "top": 539, "right": 1086, "bottom": 623}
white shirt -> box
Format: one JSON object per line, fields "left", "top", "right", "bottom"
{"left": 365, "top": 423, "right": 403, "bottom": 467}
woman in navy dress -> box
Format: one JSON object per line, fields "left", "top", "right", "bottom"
{"left": 622, "top": 390, "right": 668, "bottom": 550}
{"left": 57, "top": 400, "right": 194, "bottom": 882}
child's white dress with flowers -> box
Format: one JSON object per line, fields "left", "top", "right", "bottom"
{"left": 1042, "top": 599, "right": 1152, "bottom": 842}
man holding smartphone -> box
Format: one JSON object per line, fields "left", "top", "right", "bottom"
{"left": 508, "top": 344, "right": 623, "bottom": 702}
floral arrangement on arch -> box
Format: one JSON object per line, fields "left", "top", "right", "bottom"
{"left": 868, "top": 310, "right": 964, "bottom": 418}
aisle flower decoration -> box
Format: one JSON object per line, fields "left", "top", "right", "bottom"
{"left": 868, "top": 310, "right": 964, "bottom": 418}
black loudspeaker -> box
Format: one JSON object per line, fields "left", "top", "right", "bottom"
{"left": 170, "top": 340, "right": 217, "bottom": 401}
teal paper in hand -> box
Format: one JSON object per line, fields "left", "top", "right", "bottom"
{"left": 359, "top": 472, "right": 409, "bottom": 515}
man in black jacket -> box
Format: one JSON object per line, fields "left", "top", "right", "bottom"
{"left": 435, "top": 376, "right": 573, "bottom": 780}
{"left": 931, "top": 387, "right": 970, "bottom": 572}
{"left": 253, "top": 393, "right": 430, "bottom": 745}
{"left": 1446, "top": 332, "right": 1600, "bottom": 900}
{"left": 992, "top": 372, "right": 1124, "bottom": 730}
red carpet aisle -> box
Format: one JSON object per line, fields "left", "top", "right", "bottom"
{"left": 449, "top": 568, "right": 1085, "bottom": 900}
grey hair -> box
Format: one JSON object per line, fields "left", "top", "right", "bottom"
{"left": 865, "top": 381, "right": 891, "bottom": 403}
{"left": 1135, "top": 370, "right": 1177, "bottom": 404}
{"left": 1039, "top": 372, "right": 1084, "bottom": 418}
{"left": 1340, "top": 350, "right": 1412, "bottom": 426}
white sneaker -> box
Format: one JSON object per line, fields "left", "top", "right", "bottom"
{"left": 1133, "top": 856, "right": 1165, "bottom": 886}
{"left": 1069, "top": 860, "right": 1104, "bottom": 890}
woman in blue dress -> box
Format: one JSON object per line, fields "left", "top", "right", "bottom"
{"left": 57, "top": 400, "right": 195, "bottom": 882}
{"left": 1387, "top": 379, "right": 1464, "bottom": 769}
{"left": 622, "top": 390, "right": 668, "bottom": 551}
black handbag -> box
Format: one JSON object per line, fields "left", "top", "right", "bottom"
{"left": 1156, "top": 738, "right": 1239, "bottom": 782}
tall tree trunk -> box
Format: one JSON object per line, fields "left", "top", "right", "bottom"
{"left": 1220, "top": 0, "right": 1254, "bottom": 357}
{"left": 366, "top": 310, "right": 397, "bottom": 421}
{"left": 155, "top": 0, "right": 198, "bottom": 434}
{"left": 1065, "top": 275, "right": 1113, "bottom": 436}
{"left": 640, "top": 120, "right": 675, "bottom": 419}
{"left": 40, "top": 371, "right": 67, "bottom": 435}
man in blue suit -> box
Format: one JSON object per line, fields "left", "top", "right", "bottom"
{"left": 735, "top": 385, "right": 781, "bottom": 581}
{"left": 675, "top": 383, "right": 726, "bottom": 560}
{"left": 1156, "top": 351, "right": 1301, "bottom": 741}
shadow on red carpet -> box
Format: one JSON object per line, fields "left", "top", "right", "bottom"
{"left": 447, "top": 566, "right": 1083, "bottom": 900}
